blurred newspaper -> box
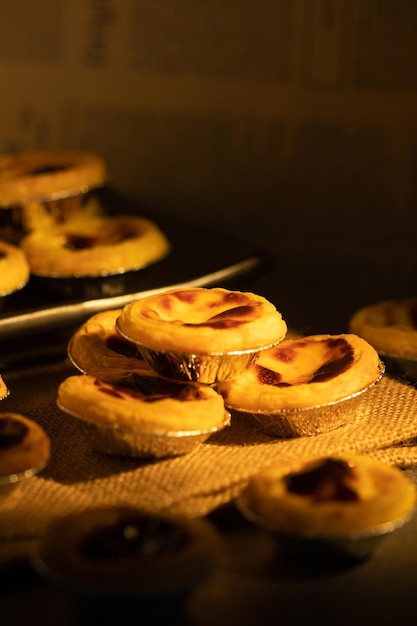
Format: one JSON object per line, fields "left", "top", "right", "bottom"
{"left": 0, "top": 0, "right": 416, "bottom": 260}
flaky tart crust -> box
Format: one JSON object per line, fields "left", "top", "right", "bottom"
{"left": 57, "top": 373, "right": 226, "bottom": 432}
{"left": 116, "top": 287, "right": 287, "bottom": 354}
{"left": 239, "top": 454, "right": 417, "bottom": 536}
{"left": 20, "top": 213, "right": 170, "bottom": 277}
{"left": 349, "top": 298, "right": 417, "bottom": 359}
{"left": 217, "top": 333, "right": 383, "bottom": 411}
{"left": 0, "top": 150, "right": 107, "bottom": 205}
{"left": 0, "top": 412, "right": 50, "bottom": 477}
{"left": 68, "top": 309, "right": 152, "bottom": 377}
{"left": 0, "top": 239, "right": 30, "bottom": 295}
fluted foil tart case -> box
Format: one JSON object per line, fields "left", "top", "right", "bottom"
{"left": 56, "top": 401, "right": 231, "bottom": 458}
{"left": 225, "top": 363, "right": 385, "bottom": 438}
{"left": 119, "top": 339, "right": 282, "bottom": 385}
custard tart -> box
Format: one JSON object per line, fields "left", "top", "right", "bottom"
{"left": 116, "top": 287, "right": 287, "bottom": 384}
{"left": 237, "top": 454, "right": 416, "bottom": 561}
{"left": 349, "top": 298, "right": 417, "bottom": 384}
{"left": 217, "top": 333, "right": 384, "bottom": 437}
{"left": 0, "top": 239, "right": 30, "bottom": 299}
{"left": 57, "top": 372, "right": 230, "bottom": 458}
{"left": 32, "top": 506, "right": 224, "bottom": 612}
{"left": 20, "top": 213, "right": 170, "bottom": 298}
{"left": 0, "top": 149, "right": 107, "bottom": 241}
{"left": 0, "top": 412, "right": 50, "bottom": 495}
{"left": 68, "top": 308, "right": 151, "bottom": 377}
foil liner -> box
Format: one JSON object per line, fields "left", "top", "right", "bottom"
{"left": 0, "top": 189, "right": 100, "bottom": 244}
{"left": 31, "top": 268, "right": 149, "bottom": 301}
{"left": 227, "top": 365, "right": 385, "bottom": 438}
{"left": 236, "top": 491, "right": 415, "bottom": 563}
{"left": 0, "top": 460, "right": 48, "bottom": 499}
{"left": 57, "top": 402, "right": 231, "bottom": 458}
{"left": 129, "top": 341, "right": 280, "bottom": 385}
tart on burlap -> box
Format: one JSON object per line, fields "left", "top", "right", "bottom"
{"left": 68, "top": 308, "right": 152, "bottom": 378}
{"left": 217, "top": 333, "right": 384, "bottom": 437}
{"left": 236, "top": 454, "right": 417, "bottom": 562}
{"left": 116, "top": 287, "right": 287, "bottom": 384}
{"left": 0, "top": 412, "right": 50, "bottom": 495}
{"left": 56, "top": 372, "right": 230, "bottom": 458}
{"left": 0, "top": 149, "right": 107, "bottom": 240}
{"left": 20, "top": 213, "right": 170, "bottom": 299}
{"left": 0, "top": 239, "right": 30, "bottom": 300}
{"left": 349, "top": 298, "right": 417, "bottom": 384}
{"left": 31, "top": 506, "right": 224, "bottom": 613}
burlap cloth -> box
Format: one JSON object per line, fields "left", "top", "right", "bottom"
{"left": 1, "top": 356, "right": 417, "bottom": 565}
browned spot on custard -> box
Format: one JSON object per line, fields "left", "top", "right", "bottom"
{"left": 28, "top": 164, "right": 69, "bottom": 176}
{"left": 94, "top": 375, "right": 206, "bottom": 403}
{"left": 80, "top": 515, "right": 190, "bottom": 561}
{"left": 284, "top": 458, "right": 358, "bottom": 502}
{"left": 61, "top": 233, "right": 99, "bottom": 250}
{"left": 173, "top": 290, "right": 199, "bottom": 305}
{"left": 0, "top": 250, "right": 7, "bottom": 261}
{"left": 207, "top": 292, "right": 250, "bottom": 310}
{"left": 274, "top": 347, "right": 296, "bottom": 363}
{"left": 0, "top": 416, "right": 28, "bottom": 449}
{"left": 256, "top": 337, "right": 354, "bottom": 386}
{"left": 105, "top": 331, "right": 139, "bottom": 358}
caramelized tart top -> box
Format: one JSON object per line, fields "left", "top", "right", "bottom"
{"left": 116, "top": 287, "right": 287, "bottom": 354}
{"left": 217, "top": 333, "right": 384, "bottom": 411}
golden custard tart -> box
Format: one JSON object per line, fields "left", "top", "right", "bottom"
{"left": 20, "top": 213, "right": 170, "bottom": 299}
{"left": 116, "top": 287, "right": 287, "bottom": 384}
{"left": 0, "top": 149, "right": 107, "bottom": 241}
{"left": 217, "top": 333, "right": 384, "bottom": 437}
{"left": 0, "top": 412, "right": 51, "bottom": 496}
{"left": 57, "top": 372, "right": 230, "bottom": 458}
{"left": 31, "top": 506, "right": 224, "bottom": 613}
{"left": 68, "top": 309, "right": 152, "bottom": 378}
{"left": 237, "top": 454, "right": 417, "bottom": 562}
{"left": 349, "top": 298, "right": 417, "bottom": 384}
{"left": 0, "top": 239, "right": 30, "bottom": 300}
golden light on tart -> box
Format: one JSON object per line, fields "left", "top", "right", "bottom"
{"left": 20, "top": 213, "right": 170, "bottom": 278}
{"left": 0, "top": 412, "right": 50, "bottom": 483}
{"left": 349, "top": 298, "right": 417, "bottom": 359}
{"left": 68, "top": 309, "right": 152, "bottom": 377}
{"left": 0, "top": 239, "right": 30, "bottom": 296}
{"left": 237, "top": 454, "right": 417, "bottom": 539}
{"left": 116, "top": 287, "right": 287, "bottom": 355}
{"left": 217, "top": 333, "right": 383, "bottom": 412}
{"left": 0, "top": 150, "right": 107, "bottom": 205}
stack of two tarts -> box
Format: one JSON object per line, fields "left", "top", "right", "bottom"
{"left": 57, "top": 287, "right": 288, "bottom": 458}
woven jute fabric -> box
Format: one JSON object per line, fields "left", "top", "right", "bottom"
{"left": 1, "top": 357, "right": 417, "bottom": 564}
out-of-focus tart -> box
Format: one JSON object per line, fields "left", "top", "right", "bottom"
{"left": 0, "top": 412, "right": 50, "bottom": 495}
{"left": 57, "top": 372, "right": 230, "bottom": 458}
{"left": 0, "top": 150, "right": 107, "bottom": 241}
{"left": 0, "top": 239, "right": 30, "bottom": 299}
{"left": 67, "top": 309, "right": 152, "bottom": 378}
{"left": 0, "top": 375, "right": 9, "bottom": 400}
{"left": 237, "top": 454, "right": 417, "bottom": 561}
{"left": 217, "top": 333, "right": 384, "bottom": 437}
{"left": 20, "top": 213, "right": 170, "bottom": 299}
{"left": 31, "top": 506, "right": 224, "bottom": 613}
{"left": 349, "top": 298, "right": 417, "bottom": 384}
{"left": 116, "top": 287, "right": 287, "bottom": 384}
